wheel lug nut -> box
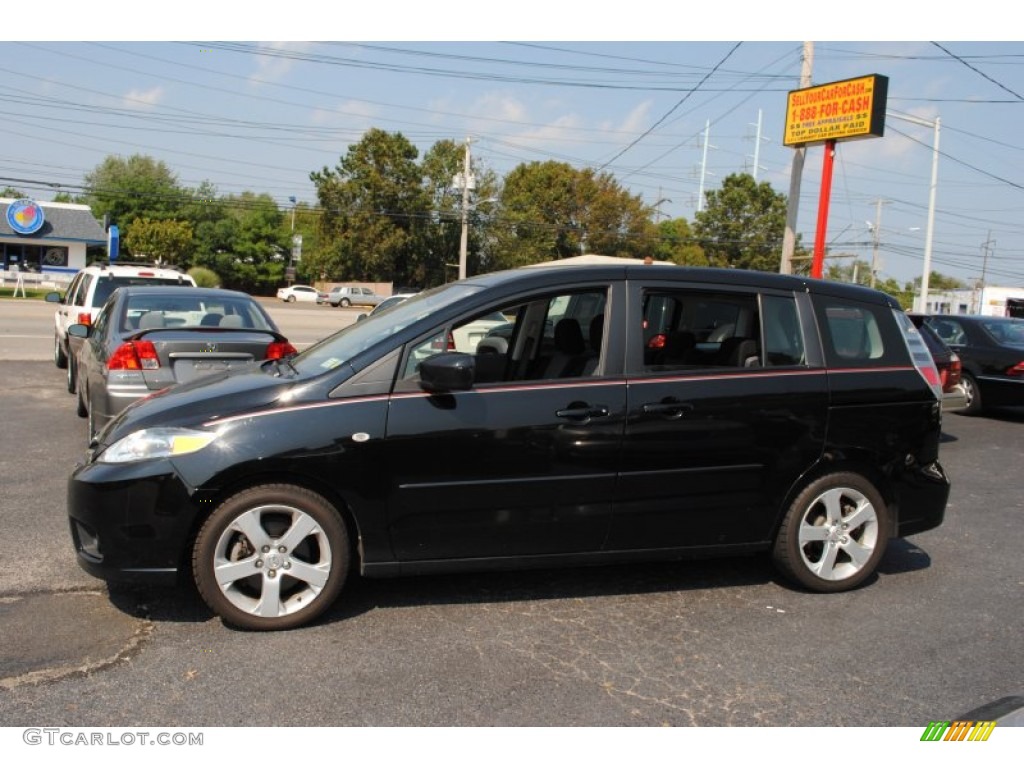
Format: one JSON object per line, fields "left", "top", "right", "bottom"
{"left": 268, "top": 569, "right": 277, "bottom": 578}
{"left": 840, "top": 537, "right": 848, "bottom": 544}
{"left": 255, "top": 560, "right": 263, "bottom": 568}
{"left": 278, "top": 546, "right": 287, "bottom": 553}
{"left": 261, "top": 545, "right": 270, "bottom": 553}
{"left": 284, "top": 561, "right": 291, "bottom": 569}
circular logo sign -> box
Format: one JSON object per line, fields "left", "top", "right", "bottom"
{"left": 6, "top": 198, "right": 45, "bottom": 235}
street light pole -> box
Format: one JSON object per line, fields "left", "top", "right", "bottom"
{"left": 287, "top": 196, "right": 297, "bottom": 285}
{"left": 887, "top": 112, "right": 940, "bottom": 312}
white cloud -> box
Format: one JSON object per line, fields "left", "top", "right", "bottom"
{"left": 249, "top": 41, "right": 315, "bottom": 86}
{"left": 123, "top": 86, "right": 164, "bottom": 108}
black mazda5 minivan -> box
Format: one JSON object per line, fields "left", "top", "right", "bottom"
{"left": 68, "top": 265, "right": 950, "bottom": 630}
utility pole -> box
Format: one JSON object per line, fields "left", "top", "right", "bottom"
{"left": 978, "top": 232, "right": 994, "bottom": 313}
{"left": 780, "top": 41, "right": 813, "bottom": 275}
{"left": 456, "top": 137, "right": 474, "bottom": 281}
{"left": 697, "top": 119, "right": 715, "bottom": 212}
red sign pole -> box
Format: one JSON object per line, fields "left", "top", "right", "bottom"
{"left": 810, "top": 139, "right": 837, "bottom": 279}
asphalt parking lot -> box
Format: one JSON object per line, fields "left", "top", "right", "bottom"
{"left": 0, "top": 297, "right": 1021, "bottom": 729}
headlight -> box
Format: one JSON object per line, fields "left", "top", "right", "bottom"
{"left": 99, "top": 428, "right": 218, "bottom": 464}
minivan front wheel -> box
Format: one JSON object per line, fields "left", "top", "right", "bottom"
{"left": 193, "top": 485, "right": 349, "bottom": 631}
{"left": 773, "top": 473, "right": 889, "bottom": 592}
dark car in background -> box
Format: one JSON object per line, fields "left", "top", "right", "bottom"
{"left": 66, "top": 265, "right": 949, "bottom": 630}
{"left": 915, "top": 313, "right": 1024, "bottom": 414}
{"left": 68, "top": 286, "right": 297, "bottom": 441}
{"left": 907, "top": 314, "right": 966, "bottom": 411}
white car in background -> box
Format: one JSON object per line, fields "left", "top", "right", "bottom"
{"left": 276, "top": 284, "right": 319, "bottom": 303}
{"left": 45, "top": 262, "right": 196, "bottom": 395}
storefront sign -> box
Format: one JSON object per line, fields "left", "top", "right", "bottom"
{"left": 5, "top": 198, "right": 45, "bottom": 235}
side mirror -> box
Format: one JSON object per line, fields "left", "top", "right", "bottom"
{"left": 356, "top": 312, "right": 368, "bottom": 321}
{"left": 45, "top": 291, "right": 63, "bottom": 304}
{"left": 419, "top": 352, "right": 475, "bottom": 393}
{"left": 67, "top": 324, "right": 91, "bottom": 339}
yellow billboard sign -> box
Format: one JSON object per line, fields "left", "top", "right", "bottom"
{"left": 784, "top": 74, "right": 888, "bottom": 146}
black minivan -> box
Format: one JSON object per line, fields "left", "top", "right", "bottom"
{"left": 67, "top": 265, "right": 950, "bottom": 630}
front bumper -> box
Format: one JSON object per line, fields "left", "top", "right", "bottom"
{"left": 68, "top": 457, "right": 199, "bottom": 585}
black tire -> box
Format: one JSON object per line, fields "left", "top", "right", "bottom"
{"left": 339, "top": 298, "right": 351, "bottom": 308}
{"left": 193, "top": 485, "right": 350, "bottom": 631}
{"left": 54, "top": 334, "right": 68, "bottom": 369}
{"left": 959, "top": 372, "right": 982, "bottom": 415}
{"left": 772, "top": 472, "right": 889, "bottom": 593}
{"left": 76, "top": 380, "right": 88, "bottom": 418}
{"left": 66, "top": 356, "right": 76, "bottom": 394}
{"left": 287, "top": 295, "right": 296, "bottom": 303}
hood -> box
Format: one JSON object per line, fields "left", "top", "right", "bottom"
{"left": 97, "top": 362, "right": 304, "bottom": 447}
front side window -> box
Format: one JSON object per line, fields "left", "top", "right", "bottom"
{"left": 401, "top": 289, "right": 608, "bottom": 383}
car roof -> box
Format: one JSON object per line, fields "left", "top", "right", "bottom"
{"left": 85, "top": 263, "right": 191, "bottom": 278}
{"left": 461, "top": 264, "right": 902, "bottom": 308}
{"left": 109, "top": 286, "right": 254, "bottom": 300}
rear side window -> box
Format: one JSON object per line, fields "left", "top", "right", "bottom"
{"left": 813, "top": 297, "right": 908, "bottom": 369}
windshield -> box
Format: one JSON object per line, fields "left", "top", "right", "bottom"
{"left": 291, "top": 282, "right": 482, "bottom": 375}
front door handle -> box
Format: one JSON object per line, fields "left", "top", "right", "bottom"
{"left": 556, "top": 403, "right": 610, "bottom": 422}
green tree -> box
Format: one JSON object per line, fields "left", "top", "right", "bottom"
{"left": 192, "top": 192, "right": 289, "bottom": 294}
{"left": 654, "top": 218, "right": 705, "bottom": 265}
{"left": 84, "top": 154, "right": 185, "bottom": 226}
{"left": 916, "top": 271, "right": 967, "bottom": 292}
{"left": 693, "top": 173, "right": 788, "bottom": 272}
{"left": 488, "top": 161, "right": 656, "bottom": 271}
{"left": 311, "top": 129, "right": 428, "bottom": 287}
{"left": 122, "top": 218, "right": 193, "bottom": 265}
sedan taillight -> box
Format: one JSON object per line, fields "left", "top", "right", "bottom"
{"left": 1007, "top": 361, "right": 1024, "bottom": 377}
{"left": 947, "top": 354, "right": 962, "bottom": 389}
{"left": 266, "top": 341, "right": 298, "bottom": 360}
{"left": 108, "top": 341, "right": 160, "bottom": 370}
{"left": 76, "top": 312, "right": 92, "bottom": 326}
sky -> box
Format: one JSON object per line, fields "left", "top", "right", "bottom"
{"left": 3, "top": 3, "right": 1023, "bottom": 291}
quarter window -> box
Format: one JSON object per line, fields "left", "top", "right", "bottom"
{"left": 813, "top": 297, "right": 907, "bottom": 368}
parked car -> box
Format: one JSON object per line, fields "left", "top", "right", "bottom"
{"left": 68, "top": 286, "right": 296, "bottom": 441}
{"left": 325, "top": 285, "right": 386, "bottom": 308}
{"left": 45, "top": 262, "right": 196, "bottom": 395}
{"left": 907, "top": 314, "right": 966, "bottom": 411}
{"left": 276, "top": 285, "right": 319, "bottom": 303}
{"left": 915, "top": 313, "right": 1024, "bottom": 414}
{"left": 67, "top": 266, "right": 949, "bottom": 630}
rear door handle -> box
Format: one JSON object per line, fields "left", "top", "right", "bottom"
{"left": 642, "top": 401, "right": 693, "bottom": 420}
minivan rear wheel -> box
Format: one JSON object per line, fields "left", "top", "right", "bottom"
{"left": 773, "top": 473, "right": 889, "bottom": 592}
{"left": 193, "top": 485, "right": 349, "bottom": 631}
